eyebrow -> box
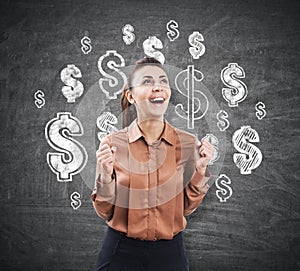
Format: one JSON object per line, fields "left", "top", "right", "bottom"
{"left": 142, "top": 75, "right": 167, "bottom": 79}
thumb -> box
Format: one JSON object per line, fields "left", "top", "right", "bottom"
{"left": 194, "top": 140, "right": 201, "bottom": 160}
{"left": 111, "top": 146, "right": 117, "bottom": 161}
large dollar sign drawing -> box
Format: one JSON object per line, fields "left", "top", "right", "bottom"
{"left": 81, "top": 36, "right": 92, "bottom": 54}
{"left": 188, "top": 31, "right": 205, "bottom": 59}
{"left": 166, "top": 20, "right": 179, "bottom": 42}
{"left": 122, "top": 24, "right": 135, "bottom": 45}
{"left": 221, "top": 63, "right": 248, "bottom": 107}
{"left": 34, "top": 89, "right": 45, "bottom": 108}
{"left": 255, "top": 101, "right": 266, "bottom": 120}
{"left": 45, "top": 112, "right": 88, "bottom": 182}
{"left": 97, "top": 112, "right": 118, "bottom": 142}
{"left": 175, "top": 65, "right": 209, "bottom": 129}
{"left": 232, "top": 126, "right": 263, "bottom": 174}
{"left": 202, "top": 134, "right": 220, "bottom": 165}
{"left": 61, "top": 64, "right": 84, "bottom": 103}
{"left": 98, "top": 50, "right": 126, "bottom": 99}
{"left": 215, "top": 174, "right": 233, "bottom": 202}
{"left": 143, "top": 36, "right": 165, "bottom": 64}
{"left": 217, "top": 110, "right": 230, "bottom": 131}
{"left": 70, "top": 191, "right": 81, "bottom": 210}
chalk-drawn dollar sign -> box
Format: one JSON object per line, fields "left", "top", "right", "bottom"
{"left": 61, "top": 64, "right": 84, "bottom": 103}
{"left": 122, "top": 24, "right": 135, "bottom": 45}
{"left": 215, "top": 174, "right": 233, "bottom": 202}
{"left": 143, "top": 36, "right": 165, "bottom": 64}
{"left": 70, "top": 191, "right": 81, "bottom": 210}
{"left": 34, "top": 90, "right": 45, "bottom": 109}
{"left": 81, "top": 36, "right": 92, "bottom": 54}
{"left": 175, "top": 65, "right": 209, "bottom": 129}
{"left": 202, "top": 133, "right": 220, "bottom": 165}
{"left": 221, "top": 63, "right": 248, "bottom": 107}
{"left": 255, "top": 101, "right": 266, "bottom": 120}
{"left": 98, "top": 50, "right": 126, "bottom": 99}
{"left": 217, "top": 110, "right": 230, "bottom": 131}
{"left": 166, "top": 20, "right": 179, "bottom": 42}
{"left": 188, "top": 31, "right": 205, "bottom": 59}
{"left": 232, "top": 126, "right": 263, "bottom": 174}
{"left": 45, "top": 112, "right": 88, "bottom": 182}
{"left": 97, "top": 112, "right": 118, "bottom": 142}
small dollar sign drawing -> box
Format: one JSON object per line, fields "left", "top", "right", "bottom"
{"left": 217, "top": 110, "right": 230, "bottom": 131}
{"left": 97, "top": 112, "right": 118, "bottom": 142}
{"left": 61, "top": 64, "right": 84, "bottom": 103}
{"left": 215, "top": 174, "right": 233, "bottom": 202}
{"left": 122, "top": 24, "right": 135, "bottom": 45}
{"left": 81, "top": 36, "right": 92, "bottom": 54}
{"left": 232, "top": 126, "right": 263, "bottom": 175}
{"left": 201, "top": 134, "right": 220, "bottom": 165}
{"left": 175, "top": 65, "right": 209, "bottom": 129}
{"left": 34, "top": 90, "right": 45, "bottom": 108}
{"left": 166, "top": 20, "right": 179, "bottom": 41}
{"left": 98, "top": 50, "right": 126, "bottom": 99}
{"left": 70, "top": 192, "right": 81, "bottom": 210}
{"left": 255, "top": 101, "right": 266, "bottom": 120}
{"left": 221, "top": 63, "right": 248, "bottom": 107}
{"left": 45, "top": 112, "right": 88, "bottom": 182}
{"left": 188, "top": 31, "right": 205, "bottom": 59}
{"left": 143, "top": 36, "right": 165, "bottom": 64}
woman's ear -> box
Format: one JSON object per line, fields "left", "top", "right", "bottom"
{"left": 125, "top": 90, "right": 135, "bottom": 104}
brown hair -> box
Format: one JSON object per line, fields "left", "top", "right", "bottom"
{"left": 121, "top": 57, "right": 164, "bottom": 128}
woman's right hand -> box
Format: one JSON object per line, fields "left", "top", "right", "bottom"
{"left": 96, "top": 141, "right": 116, "bottom": 176}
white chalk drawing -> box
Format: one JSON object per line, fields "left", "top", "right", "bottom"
{"left": 201, "top": 133, "right": 220, "bottom": 165}
{"left": 215, "top": 174, "right": 233, "bottom": 202}
{"left": 217, "top": 110, "right": 230, "bottom": 131}
{"left": 70, "top": 191, "right": 81, "bottom": 210}
{"left": 98, "top": 50, "right": 126, "bottom": 100}
{"left": 255, "top": 101, "right": 266, "bottom": 120}
{"left": 34, "top": 89, "right": 45, "bottom": 108}
{"left": 60, "top": 64, "right": 84, "bottom": 103}
{"left": 175, "top": 65, "right": 209, "bottom": 129}
{"left": 221, "top": 63, "right": 248, "bottom": 107}
{"left": 166, "top": 20, "right": 179, "bottom": 42}
{"left": 188, "top": 31, "right": 205, "bottom": 59}
{"left": 81, "top": 36, "right": 92, "bottom": 54}
{"left": 232, "top": 126, "right": 263, "bottom": 175}
{"left": 142, "top": 36, "right": 165, "bottom": 64}
{"left": 97, "top": 112, "right": 118, "bottom": 142}
{"left": 45, "top": 112, "right": 88, "bottom": 182}
{"left": 122, "top": 24, "right": 135, "bottom": 45}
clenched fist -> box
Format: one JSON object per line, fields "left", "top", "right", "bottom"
{"left": 96, "top": 141, "right": 116, "bottom": 176}
{"left": 195, "top": 138, "right": 214, "bottom": 174}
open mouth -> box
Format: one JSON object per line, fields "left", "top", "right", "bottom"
{"left": 149, "top": 97, "right": 165, "bottom": 104}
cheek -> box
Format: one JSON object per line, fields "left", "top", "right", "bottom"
{"left": 132, "top": 88, "right": 149, "bottom": 102}
{"left": 134, "top": 94, "right": 148, "bottom": 103}
{"left": 166, "top": 88, "right": 171, "bottom": 99}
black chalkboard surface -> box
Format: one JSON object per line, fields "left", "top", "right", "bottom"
{"left": 1, "top": 0, "right": 299, "bottom": 270}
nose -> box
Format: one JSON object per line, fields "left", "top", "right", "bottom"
{"left": 152, "top": 84, "right": 163, "bottom": 92}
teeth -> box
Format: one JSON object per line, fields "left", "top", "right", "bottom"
{"left": 150, "top": 97, "right": 164, "bottom": 103}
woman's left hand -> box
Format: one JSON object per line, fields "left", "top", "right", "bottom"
{"left": 195, "top": 139, "right": 215, "bottom": 174}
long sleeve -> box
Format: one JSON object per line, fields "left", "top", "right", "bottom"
{"left": 184, "top": 167, "right": 210, "bottom": 216}
{"left": 183, "top": 138, "right": 211, "bottom": 216}
{"left": 91, "top": 135, "right": 116, "bottom": 221}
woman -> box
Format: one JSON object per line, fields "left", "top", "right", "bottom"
{"left": 91, "top": 57, "right": 214, "bottom": 270}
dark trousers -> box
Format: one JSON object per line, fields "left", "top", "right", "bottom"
{"left": 94, "top": 226, "right": 189, "bottom": 271}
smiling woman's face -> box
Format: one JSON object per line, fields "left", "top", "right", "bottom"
{"left": 126, "top": 65, "right": 171, "bottom": 122}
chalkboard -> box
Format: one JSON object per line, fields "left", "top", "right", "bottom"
{"left": 1, "top": 0, "right": 299, "bottom": 270}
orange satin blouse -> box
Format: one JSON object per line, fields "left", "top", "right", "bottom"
{"left": 91, "top": 120, "right": 210, "bottom": 241}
